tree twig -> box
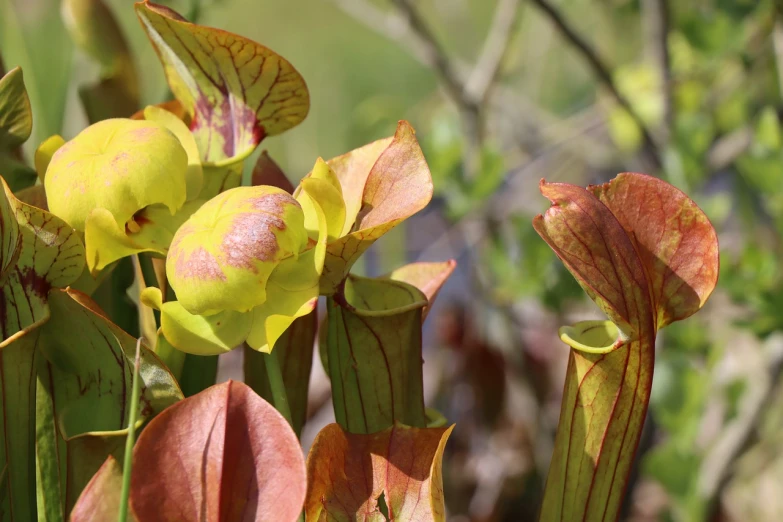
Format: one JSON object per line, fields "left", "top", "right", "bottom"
{"left": 390, "top": 0, "right": 470, "bottom": 111}
{"left": 464, "top": 0, "right": 523, "bottom": 106}
{"left": 333, "top": 0, "right": 523, "bottom": 179}
{"left": 641, "top": 0, "right": 672, "bottom": 142}
{"left": 529, "top": 0, "right": 662, "bottom": 170}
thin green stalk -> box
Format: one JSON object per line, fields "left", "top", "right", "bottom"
{"left": 137, "top": 253, "right": 159, "bottom": 290}
{"left": 263, "top": 349, "right": 293, "bottom": 427}
{"left": 118, "top": 338, "right": 143, "bottom": 522}
{"left": 137, "top": 254, "right": 160, "bottom": 326}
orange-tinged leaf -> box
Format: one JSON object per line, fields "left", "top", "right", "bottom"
{"left": 306, "top": 423, "right": 453, "bottom": 522}
{"left": 321, "top": 121, "right": 433, "bottom": 294}
{"left": 533, "top": 173, "right": 719, "bottom": 522}
{"left": 130, "top": 380, "right": 306, "bottom": 522}
{"left": 135, "top": 0, "right": 309, "bottom": 164}
{"left": 327, "top": 137, "right": 392, "bottom": 235}
{"left": 589, "top": 172, "right": 719, "bottom": 329}
{"left": 383, "top": 259, "right": 456, "bottom": 321}
{"left": 533, "top": 179, "right": 653, "bottom": 339}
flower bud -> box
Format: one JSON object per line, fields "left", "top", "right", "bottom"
{"left": 45, "top": 118, "right": 188, "bottom": 232}
{"left": 166, "top": 186, "right": 308, "bottom": 315}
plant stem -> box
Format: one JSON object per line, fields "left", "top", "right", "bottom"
{"left": 137, "top": 254, "right": 160, "bottom": 327}
{"left": 263, "top": 349, "right": 293, "bottom": 426}
{"left": 137, "top": 253, "right": 159, "bottom": 289}
{"left": 118, "top": 339, "right": 143, "bottom": 522}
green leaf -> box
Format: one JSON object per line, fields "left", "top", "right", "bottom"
{"left": 34, "top": 289, "right": 182, "bottom": 519}
{"left": 325, "top": 275, "right": 428, "bottom": 434}
{"left": 135, "top": 0, "right": 309, "bottom": 165}
{"left": 0, "top": 67, "right": 32, "bottom": 150}
{"left": 0, "top": 178, "right": 85, "bottom": 345}
{"left": 0, "top": 175, "right": 84, "bottom": 522}
{"left": 0, "top": 67, "right": 36, "bottom": 193}
{"left": 0, "top": 332, "right": 38, "bottom": 521}
{"left": 382, "top": 260, "right": 456, "bottom": 321}
{"left": 178, "top": 354, "right": 219, "bottom": 398}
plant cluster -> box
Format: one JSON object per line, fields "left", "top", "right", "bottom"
{"left": 0, "top": 1, "right": 720, "bottom": 521}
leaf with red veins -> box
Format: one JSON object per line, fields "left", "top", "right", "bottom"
{"left": 130, "top": 380, "right": 306, "bottom": 522}
{"left": 383, "top": 259, "right": 456, "bottom": 321}
{"left": 541, "top": 338, "right": 653, "bottom": 522}
{"left": 320, "top": 121, "right": 433, "bottom": 294}
{"left": 533, "top": 173, "right": 719, "bottom": 522}
{"left": 306, "top": 423, "right": 453, "bottom": 522}
{"left": 34, "top": 289, "right": 182, "bottom": 517}
{"left": 135, "top": 0, "right": 309, "bottom": 165}
{"left": 532, "top": 179, "right": 653, "bottom": 339}
{"left": 325, "top": 275, "right": 428, "bottom": 434}
{"left": 589, "top": 172, "right": 719, "bottom": 329}
{"left": 0, "top": 178, "right": 85, "bottom": 346}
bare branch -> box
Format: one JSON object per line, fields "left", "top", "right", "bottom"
{"left": 330, "top": 0, "right": 434, "bottom": 67}
{"left": 529, "top": 0, "right": 662, "bottom": 169}
{"left": 389, "top": 0, "right": 471, "bottom": 110}
{"left": 641, "top": 0, "right": 673, "bottom": 141}
{"left": 465, "top": 0, "right": 523, "bottom": 106}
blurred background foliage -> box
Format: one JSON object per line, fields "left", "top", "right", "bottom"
{"left": 4, "top": 0, "right": 783, "bottom": 520}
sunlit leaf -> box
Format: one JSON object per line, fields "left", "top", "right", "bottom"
{"left": 321, "top": 121, "right": 433, "bottom": 294}
{"left": 130, "top": 380, "right": 306, "bottom": 522}
{"left": 45, "top": 118, "right": 188, "bottom": 234}
{"left": 0, "top": 178, "right": 84, "bottom": 345}
{"left": 135, "top": 0, "right": 309, "bottom": 165}
{"left": 154, "top": 179, "right": 328, "bottom": 356}
{"left": 589, "top": 172, "right": 720, "bottom": 329}
{"left": 533, "top": 173, "right": 719, "bottom": 521}
{"left": 34, "top": 135, "right": 65, "bottom": 182}
{"left": 84, "top": 200, "right": 202, "bottom": 274}
{"left": 305, "top": 423, "right": 453, "bottom": 522}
